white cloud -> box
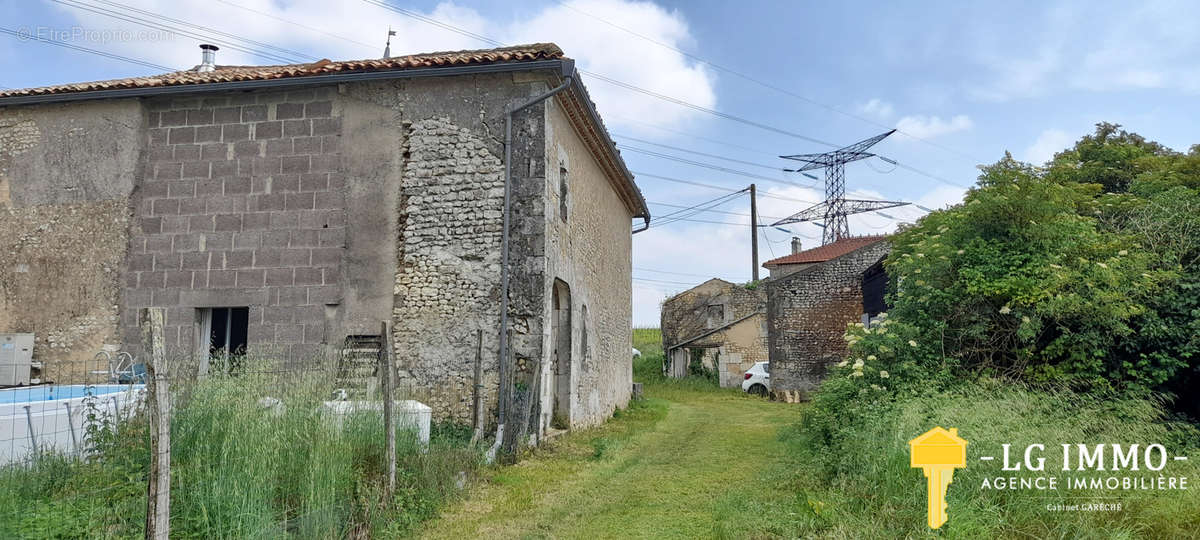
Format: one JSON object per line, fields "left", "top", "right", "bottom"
{"left": 895, "top": 114, "right": 973, "bottom": 139}
{"left": 505, "top": 0, "right": 715, "bottom": 134}
{"left": 48, "top": 0, "right": 716, "bottom": 133}
{"left": 964, "top": 3, "right": 1200, "bottom": 101}
{"left": 857, "top": 98, "right": 893, "bottom": 119}
{"left": 1022, "top": 129, "right": 1074, "bottom": 165}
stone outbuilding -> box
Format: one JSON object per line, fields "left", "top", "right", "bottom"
{"left": 763, "top": 236, "right": 889, "bottom": 402}
{"left": 0, "top": 43, "right": 649, "bottom": 442}
{"left": 660, "top": 278, "right": 767, "bottom": 387}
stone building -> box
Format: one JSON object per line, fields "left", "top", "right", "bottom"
{"left": 0, "top": 43, "right": 649, "bottom": 438}
{"left": 660, "top": 278, "right": 767, "bottom": 387}
{"left": 763, "top": 236, "right": 889, "bottom": 402}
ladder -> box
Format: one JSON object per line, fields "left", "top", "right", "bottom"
{"left": 336, "top": 335, "right": 382, "bottom": 397}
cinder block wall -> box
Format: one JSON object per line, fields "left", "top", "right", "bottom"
{"left": 765, "top": 242, "right": 890, "bottom": 399}
{"left": 124, "top": 88, "right": 345, "bottom": 359}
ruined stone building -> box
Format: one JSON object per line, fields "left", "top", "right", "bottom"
{"left": 763, "top": 236, "right": 890, "bottom": 402}
{"left": 660, "top": 278, "right": 767, "bottom": 387}
{"left": 0, "top": 43, "right": 649, "bottom": 438}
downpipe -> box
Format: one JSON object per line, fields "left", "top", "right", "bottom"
{"left": 492, "top": 62, "right": 575, "bottom": 463}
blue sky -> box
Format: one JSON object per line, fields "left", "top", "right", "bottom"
{"left": 4, "top": 0, "right": 1200, "bottom": 326}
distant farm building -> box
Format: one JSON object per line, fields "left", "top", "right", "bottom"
{"left": 764, "top": 236, "right": 890, "bottom": 402}
{"left": 660, "top": 279, "right": 767, "bottom": 387}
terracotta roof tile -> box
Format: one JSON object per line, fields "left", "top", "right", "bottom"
{"left": 762, "top": 235, "right": 889, "bottom": 267}
{"left": 0, "top": 43, "right": 563, "bottom": 99}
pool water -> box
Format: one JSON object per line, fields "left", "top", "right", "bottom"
{"left": 0, "top": 385, "right": 136, "bottom": 405}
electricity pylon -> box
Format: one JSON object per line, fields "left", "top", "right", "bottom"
{"left": 774, "top": 129, "right": 909, "bottom": 244}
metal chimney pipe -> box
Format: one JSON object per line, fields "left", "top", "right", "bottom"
{"left": 198, "top": 44, "right": 219, "bottom": 72}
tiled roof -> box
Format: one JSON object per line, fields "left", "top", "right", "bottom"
{"left": 762, "top": 235, "right": 888, "bottom": 267}
{"left": 0, "top": 43, "right": 563, "bottom": 99}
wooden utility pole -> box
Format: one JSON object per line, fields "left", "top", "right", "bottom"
{"left": 140, "top": 308, "right": 169, "bottom": 540}
{"left": 750, "top": 183, "right": 759, "bottom": 281}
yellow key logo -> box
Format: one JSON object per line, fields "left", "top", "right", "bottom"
{"left": 909, "top": 427, "right": 968, "bottom": 529}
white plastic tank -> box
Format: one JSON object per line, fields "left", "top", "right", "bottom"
{"left": 0, "top": 334, "right": 34, "bottom": 387}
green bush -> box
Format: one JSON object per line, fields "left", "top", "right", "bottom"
{"left": 783, "top": 124, "right": 1200, "bottom": 537}
{"left": 786, "top": 380, "right": 1200, "bottom": 537}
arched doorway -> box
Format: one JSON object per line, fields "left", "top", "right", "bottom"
{"left": 550, "top": 279, "right": 572, "bottom": 430}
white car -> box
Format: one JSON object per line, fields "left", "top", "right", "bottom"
{"left": 741, "top": 362, "right": 770, "bottom": 396}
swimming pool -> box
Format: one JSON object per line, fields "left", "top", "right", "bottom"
{"left": 0, "top": 384, "right": 144, "bottom": 465}
{"left": 0, "top": 384, "right": 132, "bottom": 405}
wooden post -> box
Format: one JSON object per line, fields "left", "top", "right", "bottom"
{"left": 470, "top": 329, "right": 484, "bottom": 444}
{"left": 379, "top": 321, "right": 396, "bottom": 496}
{"left": 750, "top": 183, "right": 759, "bottom": 281}
{"left": 140, "top": 308, "right": 169, "bottom": 540}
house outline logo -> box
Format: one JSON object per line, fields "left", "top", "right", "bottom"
{"left": 909, "top": 427, "right": 968, "bottom": 529}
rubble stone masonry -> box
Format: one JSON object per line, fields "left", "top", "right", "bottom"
{"left": 0, "top": 100, "right": 141, "bottom": 374}
{"left": 765, "top": 241, "right": 890, "bottom": 400}
{"left": 0, "top": 69, "right": 637, "bottom": 436}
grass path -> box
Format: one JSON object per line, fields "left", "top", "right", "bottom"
{"left": 417, "top": 386, "right": 798, "bottom": 539}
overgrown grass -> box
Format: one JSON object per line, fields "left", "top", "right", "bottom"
{"left": 632, "top": 327, "right": 732, "bottom": 399}
{"left": 0, "top": 368, "right": 481, "bottom": 538}
{"left": 420, "top": 373, "right": 794, "bottom": 539}
{"left": 763, "top": 380, "right": 1200, "bottom": 538}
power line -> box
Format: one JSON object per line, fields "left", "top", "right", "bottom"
{"left": 49, "top": 0, "right": 309, "bottom": 64}
{"left": 212, "top": 0, "right": 971, "bottom": 191}
{"left": 62, "top": 0, "right": 970, "bottom": 199}
{"left": 213, "top": 0, "right": 379, "bottom": 52}
{"left": 582, "top": 71, "right": 838, "bottom": 148}
{"left": 617, "top": 144, "right": 816, "bottom": 189}
{"left": 652, "top": 188, "right": 745, "bottom": 219}
{"left": 633, "top": 277, "right": 706, "bottom": 287}
{"left": 634, "top": 266, "right": 726, "bottom": 279}
{"left": 548, "top": 0, "right": 984, "bottom": 164}
{"left": 652, "top": 189, "right": 747, "bottom": 227}
{"left": 614, "top": 133, "right": 805, "bottom": 173}
{"left": 649, "top": 200, "right": 787, "bottom": 221}
{"left": 616, "top": 116, "right": 969, "bottom": 190}
{"left": 91, "top": 0, "right": 314, "bottom": 61}
{"left": 362, "top": 0, "right": 504, "bottom": 47}
{"left": 610, "top": 114, "right": 780, "bottom": 157}
{"left": 0, "top": 26, "right": 174, "bottom": 71}
{"left": 631, "top": 171, "right": 819, "bottom": 205}
{"left": 357, "top": 0, "right": 846, "bottom": 149}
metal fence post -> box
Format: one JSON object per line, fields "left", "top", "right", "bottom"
{"left": 379, "top": 320, "right": 396, "bottom": 496}
{"left": 140, "top": 308, "right": 170, "bottom": 540}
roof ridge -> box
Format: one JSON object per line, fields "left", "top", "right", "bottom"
{"left": 0, "top": 43, "right": 564, "bottom": 99}
{"left": 762, "top": 235, "right": 890, "bottom": 267}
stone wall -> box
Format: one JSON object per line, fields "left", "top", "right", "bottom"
{"left": 369, "top": 73, "right": 562, "bottom": 425}
{"left": 661, "top": 279, "right": 765, "bottom": 350}
{"left": 660, "top": 278, "right": 766, "bottom": 381}
{"left": 123, "top": 88, "right": 345, "bottom": 360}
{"left": 539, "top": 94, "right": 635, "bottom": 431}
{"left": 666, "top": 313, "right": 767, "bottom": 387}
{"left": 391, "top": 115, "right": 505, "bottom": 421}
{"left": 765, "top": 241, "right": 890, "bottom": 401}
{"left": 1, "top": 69, "right": 637, "bottom": 436}
{"left": 0, "top": 100, "right": 141, "bottom": 377}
